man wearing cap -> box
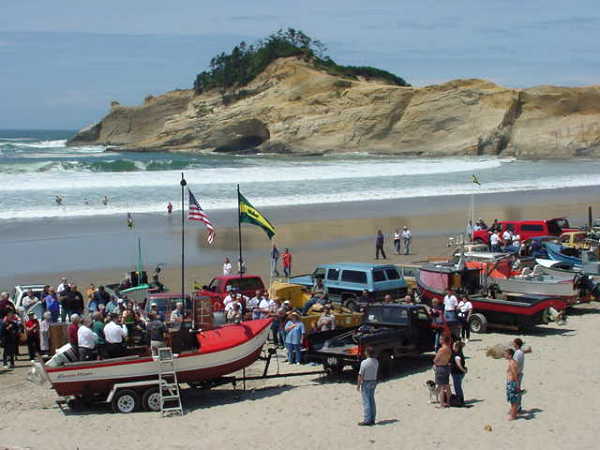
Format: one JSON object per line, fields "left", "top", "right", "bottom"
{"left": 25, "top": 311, "right": 40, "bottom": 361}
{"left": 148, "top": 312, "right": 167, "bottom": 355}
{"left": 284, "top": 312, "right": 305, "bottom": 365}
{"left": 104, "top": 313, "right": 128, "bottom": 358}
{"left": 91, "top": 312, "right": 107, "bottom": 358}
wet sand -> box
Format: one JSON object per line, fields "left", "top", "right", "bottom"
{"left": 2, "top": 185, "right": 600, "bottom": 290}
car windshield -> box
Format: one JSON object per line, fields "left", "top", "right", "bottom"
{"left": 227, "top": 278, "right": 264, "bottom": 292}
{"left": 365, "top": 307, "right": 408, "bottom": 325}
{"left": 146, "top": 297, "right": 190, "bottom": 314}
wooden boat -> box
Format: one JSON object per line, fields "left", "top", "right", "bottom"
{"left": 416, "top": 263, "right": 569, "bottom": 332}
{"left": 32, "top": 319, "right": 271, "bottom": 398}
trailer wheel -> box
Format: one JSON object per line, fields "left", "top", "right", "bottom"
{"left": 469, "top": 313, "right": 488, "bottom": 333}
{"left": 112, "top": 389, "right": 139, "bottom": 414}
{"left": 142, "top": 387, "right": 161, "bottom": 412}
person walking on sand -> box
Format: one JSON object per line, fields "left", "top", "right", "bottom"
{"left": 433, "top": 335, "right": 452, "bottom": 408}
{"left": 167, "top": 201, "right": 173, "bottom": 214}
{"left": 357, "top": 346, "right": 378, "bottom": 426}
{"left": 393, "top": 229, "right": 401, "bottom": 254}
{"left": 375, "top": 230, "right": 386, "bottom": 260}
{"left": 513, "top": 338, "right": 531, "bottom": 411}
{"left": 401, "top": 226, "right": 412, "bottom": 255}
{"left": 271, "top": 244, "right": 281, "bottom": 277}
{"left": 282, "top": 248, "right": 293, "bottom": 278}
{"left": 505, "top": 348, "right": 521, "bottom": 420}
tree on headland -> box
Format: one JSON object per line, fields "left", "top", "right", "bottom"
{"left": 193, "top": 28, "right": 410, "bottom": 95}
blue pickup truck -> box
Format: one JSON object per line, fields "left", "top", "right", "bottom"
{"left": 289, "top": 262, "right": 408, "bottom": 311}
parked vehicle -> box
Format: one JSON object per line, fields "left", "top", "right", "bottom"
{"left": 194, "top": 275, "right": 265, "bottom": 312}
{"left": 304, "top": 304, "right": 436, "bottom": 376}
{"left": 472, "top": 218, "right": 577, "bottom": 245}
{"left": 9, "top": 284, "right": 46, "bottom": 319}
{"left": 289, "top": 263, "right": 408, "bottom": 311}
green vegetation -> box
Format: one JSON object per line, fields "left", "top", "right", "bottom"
{"left": 193, "top": 28, "right": 409, "bottom": 94}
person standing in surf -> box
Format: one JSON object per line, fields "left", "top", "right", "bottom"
{"left": 127, "top": 213, "right": 134, "bottom": 229}
{"left": 167, "top": 201, "right": 173, "bottom": 214}
{"left": 102, "top": 195, "right": 109, "bottom": 206}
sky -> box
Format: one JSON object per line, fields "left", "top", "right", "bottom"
{"left": 1, "top": 0, "right": 599, "bottom": 129}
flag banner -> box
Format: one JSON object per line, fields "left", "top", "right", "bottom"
{"left": 188, "top": 189, "right": 215, "bottom": 244}
{"left": 471, "top": 174, "right": 481, "bottom": 185}
{"left": 238, "top": 191, "right": 276, "bottom": 239}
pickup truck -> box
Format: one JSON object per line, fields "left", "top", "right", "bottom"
{"left": 289, "top": 262, "right": 408, "bottom": 311}
{"left": 194, "top": 275, "right": 265, "bottom": 311}
{"left": 303, "top": 304, "right": 436, "bottom": 377}
{"left": 472, "top": 217, "right": 577, "bottom": 245}
{"left": 9, "top": 284, "right": 47, "bottom": 319}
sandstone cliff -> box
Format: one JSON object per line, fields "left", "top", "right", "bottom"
{"left": 68, "top": 57, "right": 600, "bottom": 158}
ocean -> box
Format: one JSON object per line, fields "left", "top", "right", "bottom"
{"left": 1, "top": 129, "right": 600, "bottom": 222}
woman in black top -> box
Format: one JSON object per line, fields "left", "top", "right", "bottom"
{"left": 450, "top": 341, "right": 468, "bottom": 406}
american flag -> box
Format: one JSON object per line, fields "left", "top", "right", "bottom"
{"left": 188, "top": 189, "right": 215, "bottom": 244}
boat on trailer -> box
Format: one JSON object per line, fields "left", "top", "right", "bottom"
{"left": 416, "top": 262, "right": 569, "bottom": 333}
{"left": 31, "top": 319, "right": 271, "bottom": 412}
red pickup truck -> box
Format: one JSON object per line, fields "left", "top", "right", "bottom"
{"left": 194, "top": 275, "right": 265, "bottom": 311}
{"left": 472, "top": 217, "right": 577, "bottom": 245}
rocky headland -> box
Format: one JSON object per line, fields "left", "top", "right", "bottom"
{"left": 69, "top": 57, "right": 600, "bottom": 159}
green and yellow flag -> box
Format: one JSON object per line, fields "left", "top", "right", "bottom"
{"left": 238, "top": 191, "right": 276, "bottom": 239}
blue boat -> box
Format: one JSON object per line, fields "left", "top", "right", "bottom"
{"left": 543, "top": 242, "right": 582, "bottom": 267}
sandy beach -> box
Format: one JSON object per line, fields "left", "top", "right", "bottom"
{"left": 0, "top": 305, "right": 598, "bottom": 449}
{"left": 1, "top": 186, "right": 600, "bottom": 449}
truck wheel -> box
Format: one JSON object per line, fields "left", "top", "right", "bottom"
{"left": 343, "top": 297, "right": 358, "bottom": 312}
{"left": 111, "top": 389, "right": 139, "bottom": 414}
{"left": 378, "top": 351, "right": 394, "bottom": 380}
{"left": 142, "top": 387, "right": 161, "bottom": 412}
{"left": 324, "top": 357, "right": 344, "bottom": 376}
{"left": 469, "top": 313, "right": 488, "bottom": 333}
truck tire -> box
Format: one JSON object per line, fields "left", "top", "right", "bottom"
{"left": 142, "top": 387, "right": 161, "bottom": 412}
{"left": 378, "top": 351, "right": 394, "bottom": 380}
{"left": 323, "top": 356, "right": 344, "bottom": 376}
{"left": 469, "top": 313, "right": 488, "bottom": 333}
{"left": 343, "top": 297, "right": 358, "bottom": 312}
{"left": 111, "top": 389, "right": 139, "bottom": 414}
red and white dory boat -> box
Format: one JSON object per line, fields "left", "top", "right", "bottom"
{"left": 31, "top": 319, "right": 271, "bottom": 402}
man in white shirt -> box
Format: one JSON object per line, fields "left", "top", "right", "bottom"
{"left": 103, "top": 313, "right": 128, "bottom": 358}
{"left": 357, "top": 346, "right": 379, "bottom": 426}
{"left": 401, "top": 226, "right": 412, "bottom": 255}
{"left": 170, "top": 302, "right": 185, "bottom": 331}
{"left": 247, "top": 290, "right": 262, "bottom": 320}
{"left": 502, "top": 229, "right": 513, "bottom": 247}
{"left": 223, "top": 257, "right": 232, "bottom": 276}
{"left": 458, "top": 297, "right": 473, "bottom": 342}
{"left": 21, "top": 289, "right": 39, "bottom": 309}
{"left": 443, "top": 289, "right": 458, "bottom": 321}
{"left": 490, "top": 231, "right": 500, "bottom": 252}
{"left": 78, "top": 317, "right": 98, "bottom": 361}
{"left": 258, "top": 295, "right": 275, "bottom": 319}
{"left": 56, "top": 277, "right": 68, "bottom": 296}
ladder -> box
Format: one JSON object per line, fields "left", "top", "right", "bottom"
{"left": 156, "top": 347, "right": 183, "bottom": 417}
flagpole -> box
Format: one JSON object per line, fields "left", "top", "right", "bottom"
{"left": 181, "top": 173, "right": 187, "bottom": 298}
{"left": 237, "top": 184, "right": 243, "bottom": 280}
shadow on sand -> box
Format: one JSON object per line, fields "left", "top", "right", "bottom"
{"left": 519, "top": 407, "right": 543, "bottom": 420}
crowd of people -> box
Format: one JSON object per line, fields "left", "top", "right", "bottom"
{"left": 0, "top": 278, "right": 193, "bottom": 366}
{"left": 468, "top": 218, "right": 522, "bottom": 253}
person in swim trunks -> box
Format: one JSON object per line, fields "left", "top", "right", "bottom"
{"left": 505, "top": 348, "right": 521, "bottom": 420}
{"left": 433, "top": 335, "right": 452, "bottom": 407}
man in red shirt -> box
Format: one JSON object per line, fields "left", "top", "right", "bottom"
{"left": 25, "top": 311, "right": 40, "bottom": 361}
{"left": 68, "top": 314, "right": 81, "bottom": 355}
{"left": 282, "top": 248, "right": 293, "bottom": 278}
